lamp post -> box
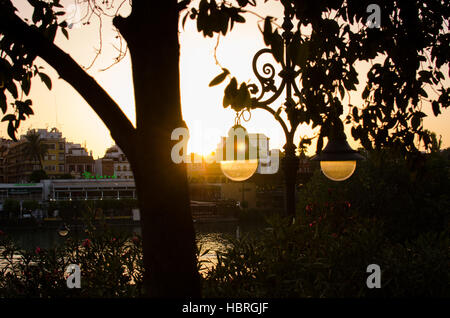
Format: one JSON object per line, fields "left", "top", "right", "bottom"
{"left": 222, "top": 3, "right": 364, "bottom": 217}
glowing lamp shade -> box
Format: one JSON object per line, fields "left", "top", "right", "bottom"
{"left": 220, "top": 159, "right": 258, "bottom": 182}
{"left": 220, "top": 124, "right": 259, "bottom": 181}
{"left": 320, "top": 160, "right": 356, "bottom": 181}
{"left": 57, "top": 223, "right": 70, "bottom": 237}
{"left": 311, "top": 135, "right": 364, "bottom": 182}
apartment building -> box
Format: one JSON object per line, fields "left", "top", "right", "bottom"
{"left": 2, "top": 128, "right": 66, "bottom": 182}
{"left": 95, "top": 145, "right": 133, "bottom": 179}
{"left": 38, "top": 128, "right": 66, "bottom": 178}
{"left": 3, "top": 139, "right": 37, "bottom": 183}
{"left": 65, "top": 142, "right": 95, "bottom": 178}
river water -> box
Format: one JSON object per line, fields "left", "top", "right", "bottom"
{"left": 1, "top": 222, "right": 249, "bottom": 272}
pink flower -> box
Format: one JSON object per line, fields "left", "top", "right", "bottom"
{"left": 35, "top": 247, "right": 41, "bottom": 255}
{"left": 82, "top": 238, "right": 91, "bottom": 248}
{"left": 331, "top": 233, "right": 338, "bottom": 238}
{"left": 344, "top": 201, "right": 351, "bottom": 208}
{"left": 305, "top": 204, "right": 312, "bottom": 213}
{"left": 132, "top": 236, "right": 139, "bottom": 244}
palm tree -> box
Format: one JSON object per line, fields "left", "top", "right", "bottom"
{"left": 23, "top": 130, "right": 48, "bottom": 170}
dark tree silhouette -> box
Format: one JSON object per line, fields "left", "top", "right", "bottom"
{"left": 0, "top": 0, "right": 449, "bottom": 297}
{"left": 30, "top": 169, "right": 48, "bottom": 183}
{"left": 186, "top": 0, "right": 449, "bottom": 216}
{"left": 0, "top": 0, "right": 199, "bottom": 297}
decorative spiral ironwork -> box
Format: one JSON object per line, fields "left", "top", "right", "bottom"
{"left": 248, "top": 48, "right": 286, "bottom": 107}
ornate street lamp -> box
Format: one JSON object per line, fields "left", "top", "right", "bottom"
{"left": 57, "top": 223, "right": 70, "bottom": 237}
{"left": 219, "top": 3, "right": 364, "bottom": 216}
{"left": 220, "top": 112, "right": 259, "bottom": 182}
{"left": 310, "top": 122, "right": 365, "bottom": 181}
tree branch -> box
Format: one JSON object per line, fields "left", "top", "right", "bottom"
{"left": 0, "top": 8, "right": 136, "bottom": 160}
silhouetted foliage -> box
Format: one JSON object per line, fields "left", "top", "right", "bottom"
{"left": 23, "top": 130, "right": 49, "bottom": 170}
{"left": 200, "top": 150, "right": 450, "bottom": 297}
{"left": 0, "top": 211, "right": 145, "bottom": 297}
{"left": 298, "top": 148, "right": 450, "bottom": 242}
{"left": 187, "top": 0, "right": 449, "bottom": 158}
{"left": 202, "top": 214, "right": 449, "bottom": 297}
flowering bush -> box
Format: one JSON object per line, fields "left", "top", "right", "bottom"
{"left": 0, "top": 214, "right": 145, "bottom": 298}
{"left": 0, "top": 208, "right": 210, "bottom": 298}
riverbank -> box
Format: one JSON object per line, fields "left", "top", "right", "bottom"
{"left": 0, "top": 215, "right": 239, "bottom": 230}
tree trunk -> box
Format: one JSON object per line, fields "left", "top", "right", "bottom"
{"left": 0, "top": 1, "right": 201, "bottom": 297}
{"left": 114, "top": 2, "right": 201, "bottom": 297}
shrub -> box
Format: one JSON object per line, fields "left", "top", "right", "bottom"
{"left": 0, "top": 210, "right": 145, "bottom": 298}
{"left": 202, "top": 150, "right": 449, "bottom": 297}
{"left": 202, "top": 213, "right": 449, "bottom": 297}
{"left": 298, "top": 149, "right": 450, "bottom": 242}
{"left": 2, "top": 199, "right": 20, "bottom": 220}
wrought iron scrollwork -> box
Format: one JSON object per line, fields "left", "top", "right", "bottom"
{"left": 248, "top": 48, "right": 286, "bottom": 108}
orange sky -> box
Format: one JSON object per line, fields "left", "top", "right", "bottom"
{"left": 2, "top": 0, "right": 449, "bottom": 158}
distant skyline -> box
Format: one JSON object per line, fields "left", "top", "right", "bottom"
{"left": 1, "top": 0, "right": 449, "bottom": 159}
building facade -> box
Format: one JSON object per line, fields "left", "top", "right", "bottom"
{"left": 99, "top": 145, "right": 133, "bottom": 179}
{"left": 3, "top": 128, "right": 67, "bottom": 182}
{"left": 65, "top": 142, "right": 95, "bottom": 178}
{"left": 37, "top": 128, "right": 66, "bottom": 178}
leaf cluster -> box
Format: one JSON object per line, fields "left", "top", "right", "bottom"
{"left": 182, "top": 0, "right": 249, "bottom": 37}
{"left": 0, "top": 0, "right": 69, "bottom": 140}
{"left": 199, "top": 0, "right": 449, "bottom": 157}
{"left": 0, "top": 207, "right": 145, "bottom": 297}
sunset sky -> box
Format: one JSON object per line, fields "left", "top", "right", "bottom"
{"left": 2, "top": 0, "right": 449, "bottom": 159}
